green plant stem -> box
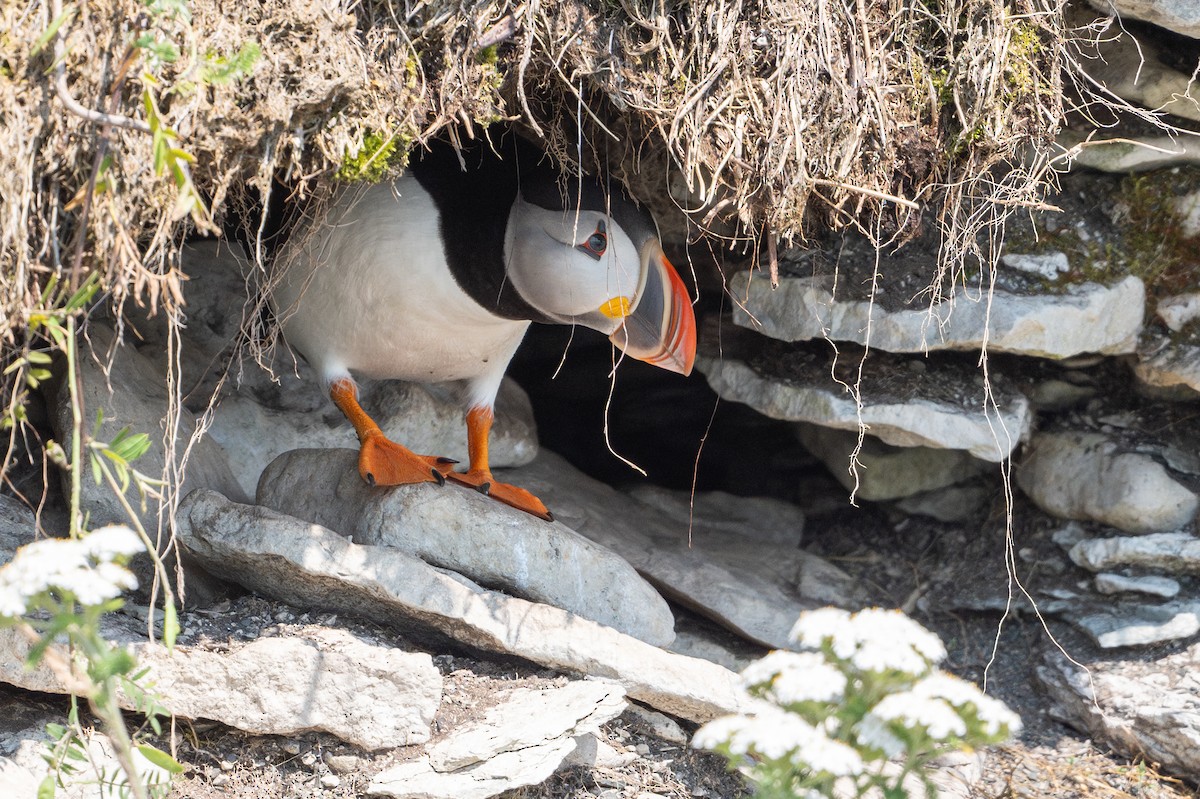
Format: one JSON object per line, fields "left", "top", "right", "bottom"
{"left": 95, "top": 458, "right": 177, "bottom": 643}
{"left": 67, "top": 315, "right": 83, "bottom": 538}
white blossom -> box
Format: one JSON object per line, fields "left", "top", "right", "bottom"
{"left": 694, "top": 702, "right": 863, "bottom": 777}
{"left": 867, "top": 691, "right": 967, "bottom": 741}
{"left": 912, "top": 673, "right": 1022, "bottom": 736}
{"left": 741, "top": 650, "right": 847, "bottom": 705}
{"left": 790, "top": 607, "right": 946, "bottom": 675}
{"left": 0, "top": 526, "right": 141, "bottom": 618}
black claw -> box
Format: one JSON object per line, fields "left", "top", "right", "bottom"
{"left": 544, "top": 511, "right": 555, "bottom": 523}
{"left": 436, "top": 457, "right": 459, "bottom": 465}
{"left": 432, "top": 469, "right": 446, "bottom": 486}
{"left": 476, "top": 482, "right": 492, "bottom": 496}
{"left": 365, "top": 472, "right": 376, "bottom": 487}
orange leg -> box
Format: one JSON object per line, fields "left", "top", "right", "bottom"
{"left": 330, "top": 378, "right": 455, "bottom": 487}
{"left": 447, "top": 406, "right": 553, "bottom": 521}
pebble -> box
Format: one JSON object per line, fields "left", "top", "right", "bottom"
{"left": 301, "top": 751, "right": 317, "bottom": 767}
{"left": 635, "top": 743, "right": 651, "bottom": 755}
{"left": 323, "top": 752, "right": 362, "bottom": 773}
{"left": 320, "top": 773, "right": 341, "bottom": 789}
{"left": 281, "top": 740, "right": 302, "bottom": 756}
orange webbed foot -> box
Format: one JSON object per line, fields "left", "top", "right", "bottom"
{"left": 358, "top": 434, "right": 457, "bottom": 487}
{"left": 447, "top": 469, "right": 554, "bottom": 522}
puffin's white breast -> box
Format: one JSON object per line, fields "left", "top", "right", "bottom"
{"left": 272, "top": 177, "right": 529, "bottom": 386}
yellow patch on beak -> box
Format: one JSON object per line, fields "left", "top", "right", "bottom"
{"left": 598, "top": 296, "right": 633, "bottom": 319}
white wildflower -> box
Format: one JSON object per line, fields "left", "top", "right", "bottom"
{"left": 741, "top": 650, "right": 846, "bottom": 705}
{"left": 792, "top": 607, "right": 946, "bottom": 675}
{"left": 790, "top": 607, "right": 852, "bottom": 653}
{"left": 868, "top": 691, "right": 967, "bottom": 741}
{"left": 83, "top": 525, "right": 145, "bottom": 560}
{"left": 912, "top": 673, "right": 1022, "bottom": 736}
{"left": 0, "top": 527, "right": 141, "bottom": 618}
{"left": 694, "top": 702, "right": 863, "bottom": 776}
{"left": 851, "top": 609, "right": 946, "bottom": 666}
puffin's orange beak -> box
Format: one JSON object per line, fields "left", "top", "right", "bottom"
{"left": 608, "top": 247, "right": 696, "bottom": 376}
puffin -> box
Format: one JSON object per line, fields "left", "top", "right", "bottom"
{"left": 271, "top": 129, "right": 696, "bottom": 520}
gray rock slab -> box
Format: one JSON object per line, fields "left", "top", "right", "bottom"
{"left": 1055, "top": 129, "right": 1200, "bottom": 173}
{"left": 894, "top": 484, "right": 990, "bottom": 523}
{"left": 796, "top": 424, "right": 989, "bottom": 501}
{"left": 0, "top": 495, "right": 36, "bottom": 566}
{"left": 698, "top": 355, "right": 1031, "bottom": 462}
{"left": 1094, "top": 573, "right": 1181, "bottom": 598}
{"left": 1070, "top": 7, "right": 1200, "bottom": 123}
{"left": 428, "top": 681, "right": 625, "bottom": 771}
{"left": 176, "top": 489, "right": 747, "bottom": 723}
{"left": 0, "top": 620, "right": 440, "bottom": 750}
{"left": 212, "top": 377, "right": 537, "bottom": 499}
{"left": 1016, "top": 432, "right": 1198, "bottom": 534}
{"left": 1156, "top": 294, "right": 1200, "bottom": 332}
{"left": 1135, "top": 342, "right": 1200, "bottom": 397}
{"left": 509, "top": 452, "right": 865, "bottom": 648}
{"left": 1070, "top": 532, "right": 1200, "bottom": 573}
{"left": 1070, "top": 602, "right": 1200, "bottom": 648}
{"left": 728, "top": 269, "right": 1143, "bottom": 358}
{"left": 1086, "top": 0, "right": 1200, "bottom": 38}
{"left": 1038, "top": 646, "right": 1200, "bottom": 781}
{"left": 256, "top": 449, "right": 674, "bottom": 648}
{"left": 368, "top": 745, "right": 576, "bottom": 799}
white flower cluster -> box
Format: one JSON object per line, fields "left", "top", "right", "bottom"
{"left": 0, "top": 526, "right": 143, "bottom": 617}
{"left": 694, "top": 699, "right": 864, "bottom": 777}
{"left": 741, "top": 650, "right": 847, "bottom": 705}
{"left": 856, "top": 672, "right": 1023, "bottom": 755}
{"left": 790, "top": 607, "right": 947, "bottom": 675}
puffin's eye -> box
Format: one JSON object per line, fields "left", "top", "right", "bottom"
{"left": 576, "top": 221, "right": 607, "bottom": 260}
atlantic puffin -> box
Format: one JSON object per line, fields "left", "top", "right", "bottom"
{"left": 272, "top": 129, "right": 696, "bottom": 520}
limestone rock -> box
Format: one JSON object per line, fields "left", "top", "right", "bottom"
{"left": 728, "top": 269, "right": 1144, "bottom": 358}
{"left": 256, "top": 449, "right": 675, "bottom": 648}
{"left": 1135, "top": 341, "right": 1200, "bottom": 397}
{"left": 1086, "top": 0, "right": 1200, "bottom": 38}
{"left": 176, "top": 489, "right": 747, "bottom": 723}
{"left": 1016, "top": 432, "right": 1198, "bottom": 534}
{"left": 0, "top": 495, "right": 36, "bottom": 566}
{"left": 1000, "top": 252, "right": 1069, "bottom": 280}
{"left": 1055, "top": 130, "right": 1200, "bottom": 173}
{"left": 1038, "top": 646, "right": 1200, "bottom": 781}
{"left": 698, "top": 355, "right": 1031, "bottom": 462}
{"left": 797, "top": 424, "right": 989, "bottom": 501}
{"left": 52, "top": 324, "right": 248, "bottom": 534}
{"left": 1069, "top": 531, "right": 1200, "bottom": 573}
{"left": 371, "top": 682, "right": 630, "bottom": 799}
{"left": 369, "top": 747, "right": 574, "bottom": 799}
{"left": 1094, "top": 573, "right": 1180, "bottom": 598}
{"left": 212, "top": 378, "right": 538, "bottom": 499}
{"left": 428, "top": 681, "right": 625, "bottom": 771}
{"left": 1069, "top": 602, "right": 1200, "bottom": 648}
{"left": 0, "top": 618, "right": 441, "bottom": 750}
{"left": 512, "top": 452, "right": 865, "bottom": 648}
{"left": 1156, "top": 293, "right": 1200, "bottom": 332}
{"left": 894, "top": 484, "right": 990, "bottom": 523}
{"left": 1071, "top": 8, "right": 1200, "bottom": 122}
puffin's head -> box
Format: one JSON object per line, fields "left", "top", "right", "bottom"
{"left": 503, "top": 174, "right": 696, "bottom": 376}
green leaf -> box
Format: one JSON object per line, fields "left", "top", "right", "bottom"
{"left": 27, "top": 351, "right": 52, "bottom": 364}
{"left": 136, "top": 744, "right": 185, "bottom": 774}
{"left": 44, "top": 723, "right": 67, "bottom": 741}
{"left": 31, "top": 7, "right": 75, "bottom": 57}
{"left": 36, "top": 774, "right": 56, "bottom": 799}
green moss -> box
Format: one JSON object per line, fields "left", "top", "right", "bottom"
{"left": 337, "top": 129, "right": 410, "bottom": 183}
